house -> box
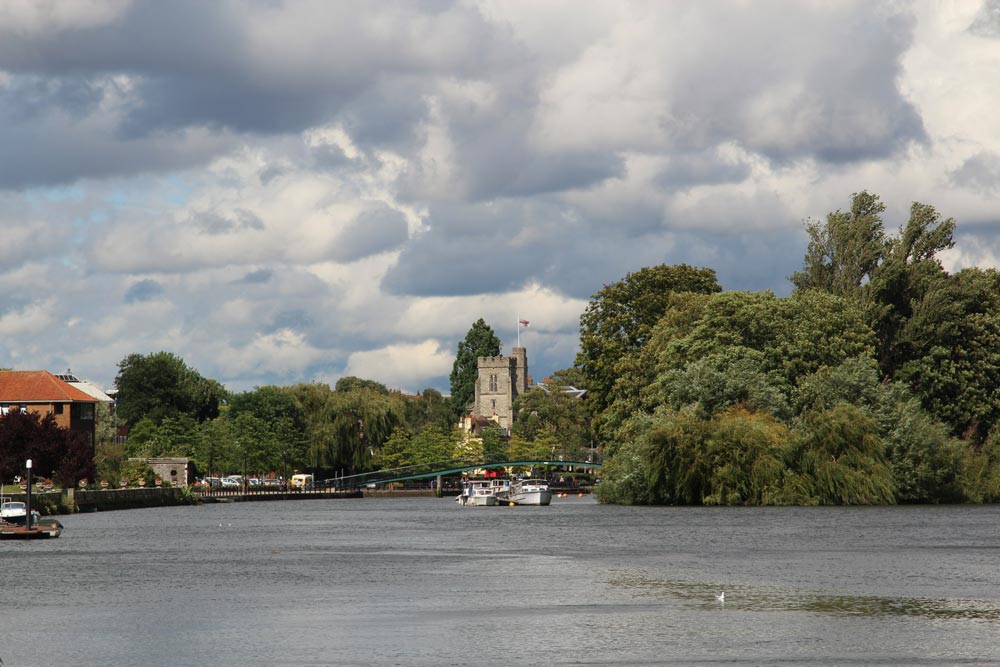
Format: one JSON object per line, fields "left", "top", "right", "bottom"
{"left": 0, "top": 370, "right": 99, "bottom": 449}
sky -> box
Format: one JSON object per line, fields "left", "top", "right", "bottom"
{"left": 2, "top": 0, "right": 1000, "bottom": 395}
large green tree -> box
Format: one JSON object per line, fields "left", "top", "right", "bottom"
{"left": 789, "top": 191, "right": 888, "bottom": 299}
{"left": 576, "top": 264, "right": 721, "bottom": 425}
{"left": 114, "top": 352, "right": 227, "bottom": 426}
{"left": 450, "top": 319, "right": 501, "bottom": 419}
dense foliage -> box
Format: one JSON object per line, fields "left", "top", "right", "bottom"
{"left": 114, "top": 351, "right": 226, "bottom": 426}
{"left": 594, "top": 192, "right": 1000, "bottom": 505}
{"left": 0, "top": 410, "right": 95, "bottom": 487}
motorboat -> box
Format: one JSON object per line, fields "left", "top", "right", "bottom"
{"left": 456, "top": 480, "right": 497, "bottom": 506}
{"left": 0, "top": 500, "right": 42, "bottom": 526}
{"left": 505, "top": 478, "right": 552, "bottom": 506}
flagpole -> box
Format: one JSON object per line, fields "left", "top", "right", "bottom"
{"left": 517, "top": 317, "right": 520, "bottom": 348}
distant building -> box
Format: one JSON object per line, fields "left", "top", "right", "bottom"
{"left": 128, "top": 457, "right": 197, "bottom": 486}
{"left": 464, "top": 347, "right": 529, "bottom": 433}
{"left": 0, "top": 370, "right": 98, "bottom": 448}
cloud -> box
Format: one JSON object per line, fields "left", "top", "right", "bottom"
{"left": 123, "top": 278, "right": 164, "bottom": 303}
{"left": 343, "top": 340, "right": 455, "bottom": 392}
{"left": 0, "top": 1, "right": 996, "bottom": 397}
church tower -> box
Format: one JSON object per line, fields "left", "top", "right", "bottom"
{"left": 472, "top": 347, "right": 529, "bottom": 432}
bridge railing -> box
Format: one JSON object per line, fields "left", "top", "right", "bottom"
{"left": 319, "top": 457, "right": 487, "bottom": 489}
{"left": 320, "top": 458, "right": 601, "bottom": 490}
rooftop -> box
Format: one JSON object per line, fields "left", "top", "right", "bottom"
{"left": 0, "top": 370, "right": 98, "bottom": 403}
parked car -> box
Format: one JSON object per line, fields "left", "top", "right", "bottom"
{"left": 220, "top": 476, "right": 240, "bottom": 488}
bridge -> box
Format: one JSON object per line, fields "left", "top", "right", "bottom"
{"left": 319, "top": 459, "right": 601, "bottom": 491}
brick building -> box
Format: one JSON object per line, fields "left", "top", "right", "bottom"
{"left": 0, "top": 370, "right": 98, "bottom": 448}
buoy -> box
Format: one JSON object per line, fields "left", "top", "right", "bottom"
{"left": 509, "top": 501, "right": 515, "bottom": 507}
{"left": 578, "top": 493, "right": 584, "bottom": 497}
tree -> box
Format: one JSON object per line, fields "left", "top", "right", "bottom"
{"left": 865, "top": 200, "right": 956, "bottom": 377}
{"left": 891, "top": 268, "right": 1000, "bottom": 440}
{"left": 114, "top": 352, "right": 227, "bottom": 427}
{"left": 577, "top": 264, "right": 722, "bottom": 425}
{"left": 512, "top": 384, "right": 593, "bottom": 460}
{"left": 450, "top": 319, "right": 501, "bottom": 419}
{"left": 0, "top": 410, "right": 95, "bottom": 487}
{"left": 335, "top": 376, "right": 389, "bottom": 394}
{"left": 402, "top": 388, "right": 454, "bottom": 434}
{"left": 783, "top": 404, "right": 894, "bottom": 505}
{"left": 790, "top": 191, "right": 888, "bottom": 299}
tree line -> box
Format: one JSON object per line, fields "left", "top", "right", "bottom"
{"left": 9, "top": 189, "right": 994, "bottom": 504}
{"left": 587, "top": 192, "right": 1000, "bottom": 504}
{"left": 97, "top": 337, "right": 592, "bottom": 485}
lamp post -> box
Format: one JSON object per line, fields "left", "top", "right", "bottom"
{"left": 25, "top": 459, "right": 32, "bottom": 530}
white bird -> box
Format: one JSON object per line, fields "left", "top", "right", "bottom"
{"left": 716, "top": 591, "right": 726, "bottom": 602}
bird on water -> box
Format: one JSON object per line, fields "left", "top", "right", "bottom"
{"left": 716, "top": 591, "right": 726, "bottom": 602}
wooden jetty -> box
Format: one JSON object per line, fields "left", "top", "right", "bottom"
{"left": 0, "top": 519, "right": 63, "bottom": 540}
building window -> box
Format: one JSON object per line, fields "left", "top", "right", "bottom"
{"left": 54, "top": 404, "right": 64, "bottom": 415}
{"left": 489, "top": 374, "right": 498, "bottom": 392}
{"left": 71, "top": 403, "right": 96, "bottom": 420}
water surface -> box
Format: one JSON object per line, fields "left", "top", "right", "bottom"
{"left": 2, "top": 497, "right": 999, "bottom": 666}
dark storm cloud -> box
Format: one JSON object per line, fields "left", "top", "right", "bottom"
{"left": 330, "top": 207, "right": 409, "bottom": 262}
{"left": 949, "top": 152, "right": 1000, "bottom": 194}
{"left": 235, "top": 269, "right": 273, "bottom": 285}
{"left": 657, "top": 151, "right": 753, "bottom": 191}
{"left": 265, "top": 309, "right": 313, "bottom": 334}
{"left": 1, "top": 76, "right": 104, "bottom": 122}
{"left": 123, "top": 279, "right": 164, "bottom": 303}
{"left": 193, "top": 209, "right": 266, "bottom": 235}
{"left": 0, "top": 0, "right": 513, "bottom": 188}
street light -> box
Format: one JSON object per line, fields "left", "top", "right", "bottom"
{"left": 25, "top": 459, "right": 33, "bottom": 530}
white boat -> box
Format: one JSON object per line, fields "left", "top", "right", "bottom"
{"left": 456, "top": 480, "right": 497, "bottom": 506}
{"left": 0, "top": 500, "right": 41, "bottom": 526}
{"left": 505, "top": 478, "right": 552, "bottom": 506}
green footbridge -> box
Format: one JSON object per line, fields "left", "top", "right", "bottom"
{"left": 320, "top": 459, "right": 601, "bottom": 491}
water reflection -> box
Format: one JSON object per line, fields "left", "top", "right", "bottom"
{"left": 611, "top": 572, "right": 1000, "bottom": 621}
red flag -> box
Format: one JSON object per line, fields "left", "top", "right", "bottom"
{"left": 519, "top": 320, "right": 529, "bottom": 327}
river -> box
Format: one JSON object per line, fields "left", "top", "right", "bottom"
{"left": 2, "top": 496, "right": 999, "bottom": 666}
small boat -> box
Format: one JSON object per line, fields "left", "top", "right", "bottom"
{"left": 0, "top": 500, "right": 41, "bottom": 526}
{"left": 0, "top": 498, "right": 60, "bottom": 539}
{"left": 455, "top": 480, "right": 497, "bottom": 506}
{"left": 505, "top": 478, "right": 552, "bottom": 506}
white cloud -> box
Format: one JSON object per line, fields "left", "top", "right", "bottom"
{"left": 343, "top": 339, "right": 454, "bottom": 392}
{"left": 0, "top": 2, "right": 997, "bottom": 394}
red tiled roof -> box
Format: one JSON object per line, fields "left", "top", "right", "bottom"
{"left": 0, "top": 370, "right": 98, "bottom": 403}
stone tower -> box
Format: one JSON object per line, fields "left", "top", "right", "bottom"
{"left": 472, "top": 347, "right": 528, "bottom": 432}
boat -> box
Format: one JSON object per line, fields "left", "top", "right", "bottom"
{"left": 0, "top": 498, "right": 61, "bottom": 539}
{"left": 456, "top": 480, "right": 497, "bottom": 506}
{"left": 0, "top": 500, "right": 41, "bottom": 526}
{"left": 504, "top": 478, "right": 553, "bottom": 506}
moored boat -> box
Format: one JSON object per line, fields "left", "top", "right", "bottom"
{"left": 456, "top": 480, "right": 498, "bottom": 506}
{"left": 505, "top": 478, "right": 552, "bottom": 506}
{"left": 0, "top": 500, "right": 41, "bottom": 526}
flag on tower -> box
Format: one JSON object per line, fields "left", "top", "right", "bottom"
{"left": 519, "top": 320, "right": 530, "bottom": 327}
